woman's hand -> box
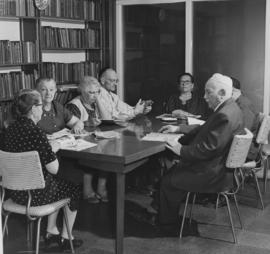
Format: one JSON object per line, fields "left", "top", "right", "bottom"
{"left": 72, "top": 120, "right": 84, "bottom": 134}
{"left": 159, "top": 125, "right": 180, "bottom": 133}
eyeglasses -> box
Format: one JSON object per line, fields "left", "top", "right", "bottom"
{"left": 179, "top": 80, "right": 192, "bottom": 85}
{"left": 107, "top": 78, "right": 119, "bottom": 83}
{"left": 88, "top": 90, "right": 101, "bottom": 95}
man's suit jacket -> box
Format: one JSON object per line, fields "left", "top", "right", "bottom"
{"left": 170, "top": 98, "right": 244, "bottom": 193}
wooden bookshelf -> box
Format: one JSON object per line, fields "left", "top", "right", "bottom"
{"left": 0, "top": 0, "right": 107, "bottom": 130}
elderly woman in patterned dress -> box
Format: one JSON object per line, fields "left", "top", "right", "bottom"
{"left": 2, "top": 89, "right": 83, "bottom": 251}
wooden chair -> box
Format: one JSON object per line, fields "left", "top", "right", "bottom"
{"left": 0, "top": 150, "right": 75, "bottom": 254}
{"left": 179, "top": 128, "right": 253, "bottom": 243}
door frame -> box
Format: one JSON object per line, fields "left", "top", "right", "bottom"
{"left": 116, "top": 0, "right": 270, "bottom": 114}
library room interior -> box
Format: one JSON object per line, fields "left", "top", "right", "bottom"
{"left": 1, "top": 0, "right": 270, "bottom": 254}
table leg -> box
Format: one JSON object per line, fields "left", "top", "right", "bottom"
{"left": 116, "top": 173, "right": 125, "bottom": 254}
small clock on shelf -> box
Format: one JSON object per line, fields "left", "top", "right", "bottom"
{"left": 34, "top": 0, "right": 49, "bottom": 10}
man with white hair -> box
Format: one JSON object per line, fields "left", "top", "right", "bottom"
{"left": 96, "top": 68, "right": 152, "bottom": 120}
{"left": 155, "top": 73, "right": 244, "bottom": 236}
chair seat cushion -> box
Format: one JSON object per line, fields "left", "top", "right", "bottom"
{"left": 262, "top": 144, "right": 270, "bottom": 155}
{"left": 3, "top": 198, "right": 70, "bottom": 217}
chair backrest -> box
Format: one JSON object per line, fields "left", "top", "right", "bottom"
{"left": 226, "top": 128, "right": 253, "bottom": 168}
{"left": 256, "top": 115, "right": 270, "bottom": 144}
{"left": 0, "top": 150, "right": 45, "bottom": 190}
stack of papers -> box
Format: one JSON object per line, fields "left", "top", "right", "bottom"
{"left": 142, "top": 132, "right": 182, "bottom": 143}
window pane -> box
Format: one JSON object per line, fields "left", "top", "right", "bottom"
{"left": 194, "top": 0, "right": 266, "bottom": 111}
{"left": 123, "top": 3, "right": 185, "bottom": 114}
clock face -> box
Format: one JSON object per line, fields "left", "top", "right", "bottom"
{"left": 34, "top": 0, "right": 49, "bottom": 10}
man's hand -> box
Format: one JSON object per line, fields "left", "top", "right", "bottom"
{"left": 134, "top": 99, "right": 145, "bottom": 115}
{"left": 166, "top": 140, "right": 182, "bottom": 156}
{"left": 159, "top": 125, "right": 180, "bottom": 133}
{"left": 72, "top": 120, "right": 84, "bottom": 134}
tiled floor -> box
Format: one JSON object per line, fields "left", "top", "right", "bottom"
{"left": 3, "top": 180, "right": 270, "bottom": 254}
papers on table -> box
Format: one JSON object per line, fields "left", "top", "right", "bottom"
{"left": 62, "top": 139, "right": 97, "bottom": 151}
{"left": 187, "top": 117, "right": 205, "bottom": 126}
{"left": 47, "top": 128, "right": 95, "bottom": 151}
{"left": 47, "top": 128, "right": 71, "bottom": 140}
{"left": 46, "top": 128, "right": 91, "bottom": 140}
{"left": 93, "top": 130, "right": 120, "bottom": 139}
{"left": 142, "top": 132, "right": 182, "bottom": 143}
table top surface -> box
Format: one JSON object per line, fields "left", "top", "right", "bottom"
{"left": 59, "top": 115, "right": 180, "bottom": 165}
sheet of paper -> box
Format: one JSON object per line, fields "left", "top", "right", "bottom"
{"left": 94, "top": 130, "right": 120, "bottom": 139}
{"left": 142, "top": 132, "right": 182, "bottom": 143}
{"left": 62, "top": 139, "right": 97, "bottom": 151}
{"left": 187, "top": 117, "right": 205, "bottom": 126}
{"left": 47, "top": 128, "right": 71, "bottom": 140}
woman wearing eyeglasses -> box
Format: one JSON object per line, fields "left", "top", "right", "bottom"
{"left": 66, "top": 76, "right": 108, "bottom": 204}
{"left": 165, "top": 72, "right": 210, "bottom": 119}
{"left": 2, "top": 90, "right": 83, "bottom": 251}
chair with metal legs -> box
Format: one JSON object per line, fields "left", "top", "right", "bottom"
{"left": 240, "top": 115, "right": 270, "bottom": 209}
{"left": 179, "top": 128, "right": 253, "bottom": 243}
{"left": 0, "top": 150, "right": 75, "bottom": 254}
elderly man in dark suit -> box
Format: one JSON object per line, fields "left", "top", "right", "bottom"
{"left": 158, "top": 73, "right": 244, "bottom": 235}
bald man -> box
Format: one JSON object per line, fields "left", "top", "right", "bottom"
{"left": 157, "top": 73, "right": 244, "bottom": 236}
{"left": 96, "top": 68, "right": 152, "bottom": 120}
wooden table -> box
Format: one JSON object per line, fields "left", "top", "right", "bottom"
{"left": 59, "top": 116, "right": 167, "bottom": 254}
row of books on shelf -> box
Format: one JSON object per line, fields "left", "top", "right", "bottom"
{"left": 0, "top": 70, "right": 37, "bottom": 100}
{"left": 0, "top": 102, "right": 12, "bottom": 130}
{"left": 40, "top": 61, "right": 100, "bottom": 84}
{"left": 0, "top": 40, "right": 39, "bottom": 65}
{"left": 0, "top": 0, "right": 35, "bottom": 17}
{"left": 41, "top": 26, "right": 100, "bottom": 49}
{"left": 55, "top": 88, "right": 79, "bottom": 105}
{"left": 40, "top": 0, "right": 101, "bottom": 20}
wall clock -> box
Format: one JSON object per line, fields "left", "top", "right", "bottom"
{"left": 34, "top": 0, "right": 49, "bottom": 10}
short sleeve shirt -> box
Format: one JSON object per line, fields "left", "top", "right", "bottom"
{"left": 38, "top": 100, "right": 73, "bottom": 134}
{"left": 3, "top": 117, "right": 56, "bottom": 173}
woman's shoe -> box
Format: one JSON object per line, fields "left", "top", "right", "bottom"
{"left": 43, "top": 233, "right": 61, "bottom": 248}
{"left": 84, "top": 192, "right": 100, "bottom": 204}
{"left": 60, "top": 237, "right": 83, "bottom": 251}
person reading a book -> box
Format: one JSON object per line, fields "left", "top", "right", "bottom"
{"left": 96, "top": 67, "right": 152, "bottom": 121}
{"left": 165, "top": 72, "right": 210, "bottom": 119}
{"left": 2, "top": 89, "right": 83, "bottom": 251}
{"left": 35, "top": 77, "right": 84, "bottom": 135}
{"left": 66, "top": 76, "right": 108, "bottom": 203}
{"left": 147, "top": 73, "right": 244, "bottom": 236}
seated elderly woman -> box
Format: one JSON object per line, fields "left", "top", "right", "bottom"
{"left": 2, "top": 89, "right": 83, "bottom": 251}
{"left": 35, "top": 77, "right": 84, "bottom": 134}
{"left": 165, "top": 72, "right": 210, "bottom": 119}
{"left": 66, "top": 76, "right": 108, "bottom": 203}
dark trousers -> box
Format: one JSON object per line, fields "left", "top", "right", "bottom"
{"left": 159, "top": 170, "right": 187, "bottom": 225}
